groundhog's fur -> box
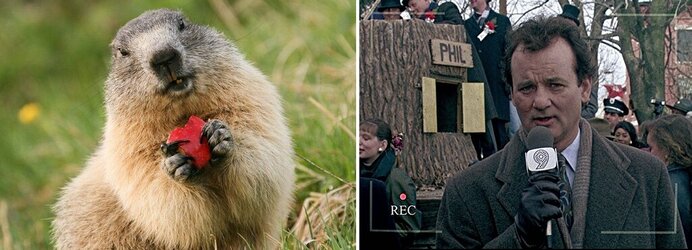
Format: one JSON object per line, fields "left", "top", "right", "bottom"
{"left": 52, "top": 9, "right": 295, "bottom": 249}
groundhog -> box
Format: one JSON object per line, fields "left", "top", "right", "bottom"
{"left": 52, "top": 9, "right": 295, "bottom": 249}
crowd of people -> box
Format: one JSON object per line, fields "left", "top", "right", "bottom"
{"left": 360, "top": 0, "right": 691, "bottom": 248}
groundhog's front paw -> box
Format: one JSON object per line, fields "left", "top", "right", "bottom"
{"left": 160, "top": 142, "right": 198, "bottom": 181}
{"left": 202, "top": 119, "right": 234, "bottom": 164}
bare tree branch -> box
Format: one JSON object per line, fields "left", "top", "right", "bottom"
{"left": 589, "top": 32, "right": 620, "bottom": 40}
{"left": 673, "top": 67, "right": 692, "bottom": 80}
{"left": 515, "top": 0, "right": 550, "bottom": 23}
{"left": 664, "top": 24, "right": 674, "bottom": 71}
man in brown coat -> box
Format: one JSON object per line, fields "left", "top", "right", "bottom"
{"left": 436, "top": 15, "right": 686, "bottom": 249}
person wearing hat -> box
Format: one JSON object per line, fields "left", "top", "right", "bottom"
{"left": 559, "top": 3, "right": 580, "bottom": 26}
{"left": 464, "top": 0, "right": 513, "bottom": 158}
{"left": 557, "top": 4, "right": 599, "bottom": 120}
{"left": 603, "top": 97, "right": 629, "bottom": 133}
{"left": 666, "top": 98, "right": 692, "bottom": 116}
{"left": 403, "top": 0, "right": 462, "bottom": 24}
{"left": 587, "top": 117, "right": 614, "bottom": 140}
{"left": 377, "top": 0, "right": 406, "bottom": 20}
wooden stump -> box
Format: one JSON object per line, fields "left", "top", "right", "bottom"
{"left": 360, "top": 19, "right": 478, "bottom": 187}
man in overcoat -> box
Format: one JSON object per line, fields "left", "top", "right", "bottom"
{"left": 436, "top": 15, "right": 686, "bottom": 249}
{"left": 464, "top": 0, "right": 511, "bottom": 158}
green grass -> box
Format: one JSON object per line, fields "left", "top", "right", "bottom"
{"left": 0, "top": 0, "right": 355, "bottom": 248}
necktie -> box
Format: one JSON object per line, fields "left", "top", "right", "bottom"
{"left": 557, "top": 153, "right": 573, "bottom": 230}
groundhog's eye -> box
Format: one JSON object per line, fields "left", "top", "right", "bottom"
{"left": 117, "top": 47, "right": 130, "bottom": 57}
{"left": 178, "top": 19, "right": 186, "bottom": 31}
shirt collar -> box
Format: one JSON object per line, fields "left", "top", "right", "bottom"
{"left": 478, "top": 9, "right": 489, "bottom": 19}
{"left": 561, "top": 129, "right": 580, "bottom": 173}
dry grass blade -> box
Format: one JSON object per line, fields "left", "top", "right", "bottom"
{"left": 291, "top": 182, "right": 355, "bottom": 246}
{"left": 295, "top": 163, "right": 326, "bottom": 192}
{"left": 208, "top": 0, "right": 242, "bottom": 38}
{"left": 297, "top": 154, "right": 348, "bottom": 185}
{"left": 307, "top": 97, "right": 356, "bottom": 141}
{"left": 1, "top": 200, "right": 12, "bottom": 250}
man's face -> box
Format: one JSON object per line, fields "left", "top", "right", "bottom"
{"left": 604, "top": 111, "right": 623, "bottom": 129}
{"left": 510, "top": 37, "right": 591, "bottom": 151}
{"left": 470, "top": 0, "right": 487, "bottom": 12}
{"left": 407, "top": 0, "right": 428, "bottom": 15}
{"left": 382, "top": 7, "right": 402, "bottom": 20}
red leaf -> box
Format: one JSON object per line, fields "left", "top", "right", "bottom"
{"left": 166, "top": 115, "right": 211, "bottom": 169}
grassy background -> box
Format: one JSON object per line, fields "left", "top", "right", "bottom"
{"left": 0, "top": 0, "right": 355, "bottom": 249}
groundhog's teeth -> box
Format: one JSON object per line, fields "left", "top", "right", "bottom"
{"left": 167, "top": 66, "right": 177, "bottom": 83}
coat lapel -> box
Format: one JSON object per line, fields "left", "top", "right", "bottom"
{"left": 582, "top": 134, "right": 638, "bottom": 245}
{"left": 465, "top": 16, "right": 482, "bottom": 37}
{"left": 493, "top": 130, "right": 639, "bottom": 246}
{"left": 485, "top": 10, "right": 497, "bottom": 25}
{"left": 495, "top": 138, "right": 529, "bottom": 220}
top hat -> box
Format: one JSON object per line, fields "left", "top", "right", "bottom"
{"left": 378, "top": 0, "right": 405, "bottom": 11}
{"left": 603, "top": 98, "right": 629, "bottom": 116}
{"left": 559, "top": 4, "right": 580, "bottom": 26}
{"left": 666, "top": 98, "right": 692, "bottom": 114}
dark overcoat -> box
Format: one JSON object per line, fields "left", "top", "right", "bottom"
{"left": 433, "top": 2, "right": 462, "bottom": 25}
{"left": 464, "top": 9, "right": 511, "bottom": 121}
{"left": 436, "top": 125, "right": 687, "bottom": 248}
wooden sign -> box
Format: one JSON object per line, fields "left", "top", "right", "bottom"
{"left": 430, "top": 39, "right": 473, "bottom": 68}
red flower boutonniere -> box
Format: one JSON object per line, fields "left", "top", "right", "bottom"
{"left": 485, "top": 21, "right": 495, "bottom": 31}
{"left": 485, "top": 17, "right": 498, "bottom": 33}
{"left": 424, "top": 9, "right": 436, "bottom": 23}
{"left": 478, "top": 18, "right": 497, "bottom": 41}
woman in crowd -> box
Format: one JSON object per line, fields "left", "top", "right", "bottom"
{"left": 359, "top": 118, "right": 420, "bottom": 247}
{"left": 613, "top": 121, "right": 642, "bottom": 148}
{"left": 646, "top": 114, "right": 692, "bottom": 248}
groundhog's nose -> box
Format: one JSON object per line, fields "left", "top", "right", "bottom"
{"left": 150, "top": 46, "right": 185, "bottom": 84}
{"left": 150, "top": 47, "right": 181, "bottom": 69}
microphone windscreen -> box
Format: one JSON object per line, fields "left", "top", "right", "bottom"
{"left": 527, "top": 126, "right": 554, "bottom": 150}
{"left": 525, "top": 126, "right": 558, "bottom": 172}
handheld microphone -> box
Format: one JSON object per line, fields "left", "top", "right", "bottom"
{"left": 525, "top": 126, "right": 572, "bottom": 249}
{"left": 525, "top": 126, "right": 558, "bottom": 174}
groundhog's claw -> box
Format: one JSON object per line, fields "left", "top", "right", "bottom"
{"left": 202, "top": 119, "right": 233, "bottom": 163}
{"left": 162, "top": 153, "right": 198, "bottom": 181}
